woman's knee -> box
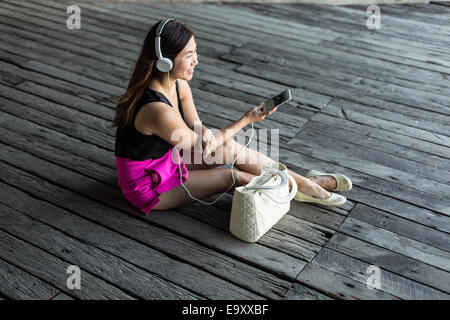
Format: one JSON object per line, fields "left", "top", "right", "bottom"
{"left": 228, "top": 168, "right": 255, "bottom": 187}
{"left": 220, "top": 138, "right": 242, "bottom": 163}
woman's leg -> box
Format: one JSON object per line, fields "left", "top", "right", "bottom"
{"left": 209, "top": 139, "right": 336, "bottom": 199}
{"left": 152, "top": 168, "right": 256, "bottom": 210}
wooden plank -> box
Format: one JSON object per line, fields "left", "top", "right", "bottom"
{"left": 0, "top": 11, "right": 138, "bottom": 61}
{"left": 340, "top": 185, "right": 450, "bottom": 234}
{"left": 0, "top": 171, "right": 292, "bottom": 300}
{"left": 321, "top": 103, "right": 450, "bottom": 147}
{"left": 327, "top": 232, "right": 450, "bottom": 294}
{"left": 327, "top": 95, "right": 450, "bottom": 135}
{"left": 1, "top": 0, "right": 232, "bottom": 57}
{"left": 0, "top": 230, "right": 134, "bottom": 300}
{"left": 192, "top": 64, "right": 331, "bottom": 112}
{"left": 0, "top": 35, "right": 127, "bottom": 90}
{"left": 51, "top": 292, "right": 74, "bottom": 300}
{"left": 282, "top": 280, "right": 333, "bottom": 300}
{"left": 13, "top": 81, "right": 114, "bottom": 126}
{"left": 289, "top": 128, "right": 450, "bottom": 199}
{"left": 288, "top": 201, "right": 346, "bottom": 231}
{"left": 0, "top": 87, "right": 113, "bottom": 148}
{"left": 330, "top": 34, "right": 450, "bottom": 70}
{"left": 312, "top": 248, "right": 449, "bottom": 299}
{"left": 45, "top": 0, "right": 245, "bottom": 48}
{"left": 339, "top": 217, "right": 450, "bottom": 272}
{"left": 170, "top": 2, "right": 339, "bottom": 42}
{"left": 0, "top": 12, "right": 223, "bottom": 68}
{"left": 248, "top": 5, "right": 450, "bottom": 70}
{"left": 227, "top": 44, "right": 450, "bottom": 97}
{"left": 0, "top": 258, "right": 59, "bottom": 300}
{"left": 309, "top": 113, "right": 450, "bottom": 159}
{"left": 238, "top": 3, "right": 450, "bottom": 67}
{"left": 301, "top": 120, "right": 450, "bottom": 172}
{"left": 325, "top": 10, "right": 450, "bottom": 53}
{"left": 0, "top": 15, "right": 133, "bottom": 79}
{"left": 75, "top": 1, "right": 253, "bottom": 47}
{"left": 287, "top": 132, "right": 450, "bottom": 215}
{"left": 94, "top": 0, "right": 330, "bottom": 45}
{"left": 0, "top": 125, "right": 116, "bottom": 189}
{"left": 267, "top": 3, "right": 450, "bottom": 46}
{"left": 0, "top": 77, "right": 113, "bottom": 122}
{"left": 431, "top": 1, "right": 450, "bottom": 8}
{"left": 0, "top": 22, "right": 131, "bottom": 70}
{"left": 350, "top": 204, "right": 450, "bottom": 252}
{"left": 179, "top": 200, "right": 324, "bottom": 262}
{"left": 0, "top": 143, "right": 306, "bottom": 282}
{"left": 248, "top": 1, "right": 450, "bottom": 41}
{"left": 0, "top": 110, "right": 113, "bottom": 168}
{"left": 321, "top": 37, "right": 450, "bottom": 76}
{"left": 23, "top": 59, "right": 121, "bottom": 96}
{"left": 0, "top": 58, "right": 114, "bottom": 108}
{"left": 228, "top": 55, "right": 450, "bottom": 116}
{"left": 295, "top": 263, "right": 398, "bottom": 300}
{"left": 362, "top": 3, "right": 450, "bottom": 27}
{"left": 0, "top": 202, "right": 203, "bottom": 300}
{"left": 2, "top": 0, "right": 142, "bottom": 45}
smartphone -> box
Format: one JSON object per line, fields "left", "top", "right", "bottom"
{"left": 263, "top": 89, "right": 292, "bottom": 112}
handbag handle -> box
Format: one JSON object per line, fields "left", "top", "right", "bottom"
{"left": 245, "top": 168, "right": 287, "bottom": 190}
{"left": 245, "top": 169, "right": 298, "bottom": 204}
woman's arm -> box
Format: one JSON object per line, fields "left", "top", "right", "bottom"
{"left": 179, "top": 80, "right": 276, "bottom": 148}
{"left": 143, "top": 102, "right": 200, "bottom": 150}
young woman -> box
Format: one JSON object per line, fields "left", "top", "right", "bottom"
{"left": 113, "top": 19, "right": 351, "bottom": 215}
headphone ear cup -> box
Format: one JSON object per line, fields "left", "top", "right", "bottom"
{"left": 156, "top": 57, "right": 173, "bottom": 73}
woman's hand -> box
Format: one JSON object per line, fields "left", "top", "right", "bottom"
{"left": 202, "top": 127, "right": 217, "bottom": 157}
{"left": 243, "top": 102, "right": 278, "bottom": 124}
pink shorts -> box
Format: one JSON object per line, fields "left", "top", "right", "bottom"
{"left": 115, "top": 148, "right": 189, "bottom": 214}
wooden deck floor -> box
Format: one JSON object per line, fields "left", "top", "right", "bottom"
{"left": 0, "top": 0, "right": 449, "bottom": 300}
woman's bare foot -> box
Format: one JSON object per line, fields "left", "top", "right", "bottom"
{"left": 308, "top": 175, "right": 337, "bottom": 191}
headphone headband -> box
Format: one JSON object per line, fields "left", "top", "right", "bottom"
{"left": 155, "top": 18, "right": 174, "bottom": 72}
{"left": 156, "top": 18, "right": 173, "bottom": 37}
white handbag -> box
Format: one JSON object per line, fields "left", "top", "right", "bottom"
{"left": 229, "top": 162, "right": 298, "bottom": 243}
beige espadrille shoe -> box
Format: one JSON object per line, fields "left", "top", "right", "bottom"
{"left": 305, "top": 169, "right": 352, "bottom": 192}
{"left": 294, "top": 190, "right": 347, "bottom": 206}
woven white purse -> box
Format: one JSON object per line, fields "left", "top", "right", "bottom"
{"left": 229, "top": 162, "right": 298, "bottom": 242}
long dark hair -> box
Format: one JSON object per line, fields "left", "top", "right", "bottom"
{"left": 112, "top": 19, "right": 195, "bottom": 128}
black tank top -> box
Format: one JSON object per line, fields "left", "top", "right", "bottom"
{"left": 114, "top": 80, "right": 185, "bottom": 161}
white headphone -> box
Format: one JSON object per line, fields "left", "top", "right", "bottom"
{"left": 155, "top": 18, "right": 174, "bottom": 73}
